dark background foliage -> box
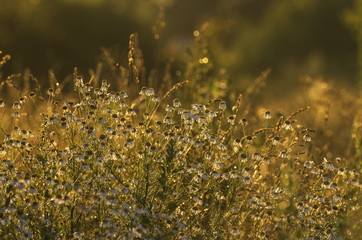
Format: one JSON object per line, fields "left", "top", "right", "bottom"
{"left": 0, "top": 0, "right": 360, "bottom": 92}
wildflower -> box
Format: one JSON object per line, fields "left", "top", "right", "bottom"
{"left": 99, "top": 134, "right": 107, "bottom": 143}
{"left": 282, "top": 121, "right": 292, "bottom": 130}
{"left": 333, "top": 195, "right": 342, "bottom": 202}
{"left": 190, "top": 104, "right": 199, "bottom": 113}
{"left": 323, "top": 158, "right": 336, "bottom": 171}
{"left": 217, "top": 143, "right": 227, "bottom": 151}
{"left": 279, "top": 151, "right": 288, "bottom": 159}
{"left": 75, "top": 76, "right": 84, "bottom": 87}
{"left": 98, "top": 117, "right": 105, "bottom": 125}
{"left": 252, "top": 152, "right": 262, "bottom": 160}
{"left": 198, "top": 117, "right": 207, "bottom": 125}
{"left": 296, "top": 202, "right": 304, "bottom": 210}
{"left": 145, "top": 88, "right": 155, "bottom": 96}
{"left": 351, "top": 179, "right": 359, "bottom": 186}
{"left": 101, "top": 80, "right": 108, "bottom": 92}
{"left": 165, "top": 105, "right": 175, "bottom": 112}
{"left": 205, "top": 110, "right": 217, "bottom": 120}
{"left": 303, "top": 134, "right": 312, "bottom": 142}
{"left": 119, "top": 100, "right": 128, "bottom": 108}
{"left": 194, "top": 141, "right": 202, "bottom": 148}
{"left": 119, "top": 91, "right": 128, "bottom": 99}
{"left": 263, "top": 110, "right": 272, "bottom": 119}
{"left": 233, "top": 138, "right": 242, "bottom": 148}
{"left": 163, "top": 116, "right": 173, "bottom": 125}
{"left": 112, "top": 113, "right": 118, "bottom": 120}
{"left": 73, "top": 232, "right": 83, "bottom": 239}
{"left": 62, "top": 106, "right": 69, "bottom": 114}
{"left": 271, "top": 188, "right": 283, "bottom": 199}
{"left": 221, "top": 173, "right": 230, "bottom": 180}
{"left": 337, "top": 168, "right": 346, "bottom": 176}
{"left": 228, "top": 115, "right": 236, "bottom": 125}
{"left": 321, "top": 180, "right": 330, "bottom": 189}
{"left": 240, "top": 118, "right": 248, "bottom": 126}
{"left": 330, "top": 182, "right": 340, "bottom": 191}
{"left": 28, "top": 92, "right": 36, "bottom": 99}
{"left": 262, "top": 156, "right": 270, "bottom": 164}
{"left": 86, "top": 128, "right": 95, "bottom": 138}
{"left": 0, "top": 99, "right": 4, "bottom": 107}
{"left": 200, "top": 104, "right": 207, "bottom": 112}
{"left": 152, "top": 95, "right": 160, "bottom": 102}
{"left": 219, "top": 101, "right": 226, "bottom": 110}
{"left": 126, "top": 108, "right": 136, "bottom": 116}
{"left": 75, "top": 154, "right": 84, "bottom": 161}
{"left": 212, "top": 162, "right": 223, "bottom": 171}
{"left": 13, "top": 126, "right": 19, "bottom": 133}
{"left": 82, "top": 84, "right": 92, "bottom": 93}
{"left": 60, "top": 120, "right": 68, "bottom": 129}
{"left": 180, "top": 110, "right": 191, "bottom": 120}
{"left": 230, "top": 229, "right": 240, "bottom": 236}
{"left": 209, "top": 136, "right": 219, "bottom": 145}
{"left": 12, "top": 112, "right": 20, "bottom": 118}
{"left": 12, "top": 101, "right": 21, "bottom": 110}
{"left": 272, "top": 136, "right": 280, "bottom": 145}
{"left": 150, "top": 145, "right": 157, "bottom": 154}
{"left": 19, "top": 96, "right": 26, "bottom": 104}
{"left": 238, "top": 153, "right": 247, "bottom": 163}
{"left": 259, "top": 232, "right": 267, "bottom": 239}
{"left": 125, "top": 138, "right": 135, "bottom": 149}
{"left": 304, "top": 161, "right": 313, "bottom": 168}
{"left": 49, "top": 116, "right": 58, "bottom": 124}
{"left": 105, "top": 108, "right": 112, "bottom": 114}
{"left": 243, "top": 176, "right": 252, "bottom": 184}
{"left": 93, "top": 88, "right": 101, "bottom": 96}
{"left": 173, "top": 98, "right": 181, "bottom": 107}
{"left": 111, "top": 92, "right": 120, "bottom": 102}
{"left": 47, "top": 88, "right": 55, "bottom": 97}
{"left": 139, "top": 86, "right": 147, "bottom": 96}
{"left": 351, "top": 170, "right": 360, "bottom": 177}
{"left": 20, "top": 138, "right": 28, "bottom": 146}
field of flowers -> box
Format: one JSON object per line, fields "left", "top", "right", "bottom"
{"left": 0, "top": 29, "right": 361, "bottom": 239}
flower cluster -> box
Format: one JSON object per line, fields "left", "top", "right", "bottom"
{"left": 0, "top": 76, "right": 360, "bottom": 239}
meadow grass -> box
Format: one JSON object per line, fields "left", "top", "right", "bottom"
{"left": 0, "top": 37, "right": 361, "bottom": 240}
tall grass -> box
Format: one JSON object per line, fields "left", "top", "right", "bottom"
{"left": 0, "top": 36, "right": 361, "bottom": 239}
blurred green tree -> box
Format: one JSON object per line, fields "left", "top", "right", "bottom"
{"left": 0, "top": 0, "right": 359, "bottom": 93}
{"left": 0, "top": 0, "right": 158, "bottom": 86}
{"left": 345, "top": 0, "right": 362, "bottom": 88}
{"left": 203, "top": 0, "right": 357, "bottom": 93}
